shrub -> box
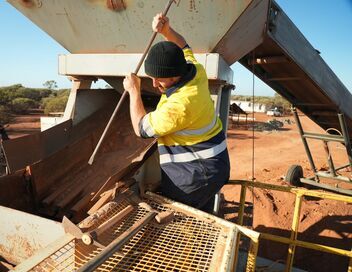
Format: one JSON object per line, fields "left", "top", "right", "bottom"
{"left": 0, "top": 106, "right": 11, "bottom": 124}
{"left": 11, "top": 98, "right": 36, "bottom": 114}
{"left": 43, "top": 96, "right": 69, "bottom": 115}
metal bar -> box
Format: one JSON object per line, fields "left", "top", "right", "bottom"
{"left": 232, "top": 232, "right": 242, "bottom": 272}
{"left": 246, "top": 238, "right": 259, "bottom": 272}
{"left": 285, "top": 194, "right": 302, "bottom": 272}
{"left": 300, "top": 178, "right": 352, "bottom": 196}
{"left": 303, "top": 132, "right": 345, "bottom": 143}
{"left": 315, "top": 171, "right": 351, "bottom": 182}
{"left": 237, "top": 184, "right": 247, "bottom": 226}
{"left": 260, "top": 233, "right": 352, "bottom": 257}
{"left": 63, "top": 78, "right": 93, "bottom": 121}
{"left": 335, "top": 163, "right": 352, "bottom": 172}
{"left": 338, "top": 113, "right": 352, "bottom": 168}
{"left": 77, "top": 211, "right": 157, "bottom": 272}
{"left": 88, "top": 0, "right": 175, "bottom": 165}
{"left": 293, "top": 108, "right": 319, "bottom": 181}
{"left": 311, "top": 111, "right": 339, "bottom": 117}
{"left": 229, "top": 180, "right": 352, "bottom": 204}
{"left": 293, "top": 102, "right": 335, "bottom": 108}
{"left": 323, "top": 141, "right": 337, "bottom": 177}
{"left": 232, "top": 184, "right": 247, "bottom": 272}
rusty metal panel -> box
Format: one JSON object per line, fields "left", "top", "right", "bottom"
{"left": 28, "top": 93, "right": 156, "bottom": 218}
{"left": 0, "top": 170, "right": 33, "bottom": 211}
{"left": 7, "top": 0, "right": 253, "bottom": 55}
{"left": 1, "top": 119, "right": 72, "bottom": 173}
{"left": 1, "top": 89, "right": 121, "bottom": 174}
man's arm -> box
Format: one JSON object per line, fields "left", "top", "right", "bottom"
{"left": 123, "top": 74, "right": 146, "bottom": 137}
{"left": 152, "top": 13, "right": 187, "bottom": 48}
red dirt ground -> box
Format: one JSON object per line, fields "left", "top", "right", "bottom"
{"left": 4, "top": 112, "right": 352, "bottom": 271}
{"left": 222, "top": 112, "right": 352, "bottom": 272}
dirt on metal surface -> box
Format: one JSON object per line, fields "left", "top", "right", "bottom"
{"left": 3, "top": 112, "right": 352, "bottom": 271}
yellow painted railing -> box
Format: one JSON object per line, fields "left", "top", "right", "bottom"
{"left": 229, "top": 180, "right": 352, "bottom": 272}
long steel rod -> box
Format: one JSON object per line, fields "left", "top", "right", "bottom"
{"left": 88, "top": 0, "right": 175, "bottom": 165}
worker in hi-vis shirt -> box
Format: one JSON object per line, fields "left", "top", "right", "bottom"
{"left": 123, "top": 13, "right": 230, "bottom": 213}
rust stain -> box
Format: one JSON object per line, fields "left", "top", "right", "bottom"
{"left": 18, "top": 0, "right": 41, "bottom": 8}
{"left": 19, "top": 0, "right": 34, "bottom": 8}
{"left": 106, "top": 0, "right": 126, "bottom": 11}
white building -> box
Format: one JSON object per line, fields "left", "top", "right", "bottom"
{"left": 230, "top": 100, "right": 268, "bottom": 113}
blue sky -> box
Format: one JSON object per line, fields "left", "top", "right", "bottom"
{"left": 1, "top": 0, "right": 351, "bottom": 96}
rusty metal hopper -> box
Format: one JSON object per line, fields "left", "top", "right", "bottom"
{"left": 0, "top": 90, "right": 158, "bottom": 223}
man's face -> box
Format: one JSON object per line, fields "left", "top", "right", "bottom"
{"left": 151, "top": 76, "right": 181, "bottom": 93}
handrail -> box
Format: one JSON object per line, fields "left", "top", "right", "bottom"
{"left": 229, "top": 179, "right": 352, "bottom": 272}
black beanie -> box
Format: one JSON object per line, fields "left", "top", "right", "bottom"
{"left": 145, "top": 41, "right": 188, "bottom": 78}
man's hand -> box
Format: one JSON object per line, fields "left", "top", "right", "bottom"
{"left": 123, "top": 73, "right": 141, "bottom": 97}
{"left": 151, "top": 13, "right": 187, "bottom": 49}
{"left": 152, "top": 13, "right": 170, "bottom": 35}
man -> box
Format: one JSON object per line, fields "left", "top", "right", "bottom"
{"left": 123, "top": 14, "right": 230, "bottom": 212}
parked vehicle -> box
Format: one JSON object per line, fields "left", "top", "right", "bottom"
{"left": 266, "top": 108, "right": 283, "bottom": 116}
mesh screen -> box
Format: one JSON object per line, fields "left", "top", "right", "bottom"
{"left": 31, "top": 198, "right": 228, "bottom": 271}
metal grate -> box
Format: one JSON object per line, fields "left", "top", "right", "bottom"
{"left": 29, "top": 196, "right": 232, "bottom": 271}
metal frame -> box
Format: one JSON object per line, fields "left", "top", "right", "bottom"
{"left": 230, "top": 179, "right": 352, "bottom": 272}
{"left": 292, "top": 108, "right": 352, "bottom": 195}
{"left": 12, "top": 192, "right": 238, "bottom": 272}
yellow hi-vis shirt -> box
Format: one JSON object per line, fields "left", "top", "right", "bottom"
{"left": 140, "top": 46, "right": 229, "bottom": 196}
{"left": 140, "top": 47, "right": 223, "bottom": 148}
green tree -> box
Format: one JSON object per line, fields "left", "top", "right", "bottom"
{"left": 43, "top": 96, "right": 68, "bottom": 115}
{"left": 15, "top": 87, "right": 52, "bottom": 102}
{"left": 43, "top": 80, "right": 58, "bottom": 90}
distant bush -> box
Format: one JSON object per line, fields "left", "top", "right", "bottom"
{"left": 0, "top": 84, "right": 53, "bottom": 107}
{"left": 43, "top": 95, "right": 69, "bottom": 115}
{"left": 11, "top": 98, "right": 37, "bottom": 114}
{"left": 0, "top": 83, "right": 70, "bottom": 117}
{"left": 0, "top": 106, "right": 11, "bottom": 124}
{"left": 16, "top": 88, "right": 53, "bottom": 102}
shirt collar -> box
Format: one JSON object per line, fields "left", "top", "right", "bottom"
{"left": 165, "top": 63, "right": 196, "bottom": 98}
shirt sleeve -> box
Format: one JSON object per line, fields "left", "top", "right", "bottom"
{"left": 183, "top": 46, "right": 197, "bottom": 64}
{"left": 139, "top": 94, "right": 195, "bottom": 138}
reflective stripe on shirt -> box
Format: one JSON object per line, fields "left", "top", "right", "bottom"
{"left": 174, "top": 113, "right": 217, "bottom": 136}
{"left": 139, "top": 113, "right": 158, "bottom": 138}
{"left": 159, "top": 139, "right": 227, "bottom": 164}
